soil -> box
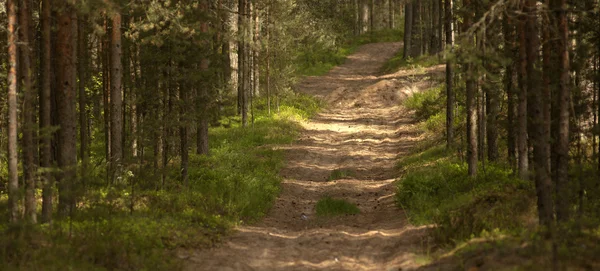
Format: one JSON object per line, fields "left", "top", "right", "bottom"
{"left": 182, "top": 42, "right": 445, "bottom": 271}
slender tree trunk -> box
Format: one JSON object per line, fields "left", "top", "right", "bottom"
{"left": 19, "top": 0, "right": 37, "bottom": 224}
{"left": 40, "top": 0, "right": 54, "bottom": 223}
{"left": 103, "top": 18, "right": 111, "bottom": 165}
{"left": 486, "top": 48, "right": 499, "bottom": 161}
{"left": 266, "top": 5, "right": 271, "bottom": 115}
{"left": 504, "top": 14, "right": 517, "bottom": 174}
{"left": 179, "top": 83, "right": 188, "bottom": 185}
{"left": 110, "top": 12, "right": 123, "bottom": 180}
{"left": 517, "top": 4, "right": 529, "bottom": 180}
{"left": 362, "top": 0, "right": 370, "bottom": 33}
{"left": 7, "top": 0, "right": 20, "bottom": 223}
{"left": 431, "top": 0, "right": 439, "bottom": 54}
{"left": 238, "top": 0, "right": 248, "bottom": 127}
{"left": 411, "top": 0, "right": 422, "bottom": 57}
{"left": 389, "top": 0, "right": 394, "bottom": 28}
{"left": 78, "top": 17, "right": 89, "bottom": 169}
{"left": 403, "top": 1, "right": 413, "bottom": 59}
{"left": 445, "top": 0, "right": 453, "bottom": 149}
{"left": 525, "top": 0, "right": 554, "bottom": 228}
{"left": 56, "top": 0, "right": 77, "bottom": 217}
{"left": 554, "top": 0, "right": 571, "bottom": 223}
{"left": 198, "top": 0, "right": 210, "bottom": 154}
{"left": 464, "top": 0, "right": 477, "bottom": 176}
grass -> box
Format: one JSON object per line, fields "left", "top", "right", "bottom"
{"left": 395, "top": 68, "right": 600, "bottom": 270}
{"left": 0, "top": 93, "right": 322, "bottom": 270}
{"left": 315, "top": 197, "right": 360, "bottom": 217}
{"left": 296, "top": 29, "right": 404, "bottom": 77}
{"left": 381, "top": 50, "right": 441, "bottom": 74}
{"left": 328, "top": 168, "right": 354, "bottom": 181}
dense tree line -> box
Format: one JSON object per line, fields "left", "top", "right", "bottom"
{"left": 1, "top": 0, "right": 399, "bottom": 224}
{"left": 404, "top": 0, "right": 599, "bottom": 240}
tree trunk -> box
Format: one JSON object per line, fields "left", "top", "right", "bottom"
{"left": 431, "top": 0, "right": 439, "bottom": 54}
{"left": 40, "top": 0, "right": 54, "bottom": 223}
{"left": 78, "top": 16, "right": 89, "bottom": 169}
{"left": 198, "top": 0, "right": 210, "bottom": 155}
{"left": 445, "top": 0, "right": 453, "bottom": 149}
{"left": 403, "top": 1, "right": 413, "bottom": 59}
{"left": 362, "top": 0, "right": 370, "bottom": 33}
{"left": 110, "top": 12, "right": 123, "bottom": 180}
{"left": 180, "top": 83, "right": 189, "bottom": 185}
{"left": 7, "top": 0, "right": 20, "bottom": 223}
{"left": 389, "top": 0, "right": 395, "bottom": 29}
{"left": 266, "top": 5, "right": 271, "bottom": 115}
{"left": 517, "top": 4, "right": 529, "bottom": 180}
{"left": 525, "top": 0, "right": 554, "bottom": 227}
{"left": 238, "top": 0, "right": 248, "bottom": 127}
{"left": 411, "top": 0, "right": 422, "bottom": 57}
{"left": 554, "top": 0, "right": 571, "bottom": 223}
{"left": 103, "top": 18, "right": 111, "bottom": 166}
{"left": 56, "top": 0, "right": 77, "bottom": 217}
{"left": 503, "top": 14, "right": 517, "bottom": 174}
{"left": 464, "top": 0, "right": 477, "bottom": 176}
{"left": 19, "top": 0, "right": 37, "bottom": 224}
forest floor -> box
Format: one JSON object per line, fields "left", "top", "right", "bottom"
{"left": 181, "top": 42, "right": 444, "bottom": 270}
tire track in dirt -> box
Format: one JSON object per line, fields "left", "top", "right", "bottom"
{"left": 182, "top": 42, "right": 444, "bottom": 271}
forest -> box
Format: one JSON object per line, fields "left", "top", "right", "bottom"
{"left": 1, "top": 0, "right": 599, "bottom": 270}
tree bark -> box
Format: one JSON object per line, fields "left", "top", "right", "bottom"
{"left": 110, "top": 12, "right": 123, "bottom": 180}
{"left": 19, "top": 0, "right": 37, "bottom": 224}
{"left": 180, "top": 83, "right": 189, "bottom": 185}
{"left": 403, "top": 1, "right": 413, "bottom": 59}
{"left": 56, "top": 0, "right": 77, "bottom": 216}
{"left": 40, "top": 0, "right": 54, "bottom": 223}
{"left": 78, "top": 16, "right": 89, "bottom": 169}
{"left": 197, "top": 0, "right": 210, "bottom": 155}
{"left": 525, "top": 0, "right": 554, "bottom": 227}
{"left": 554, "top": 0, "right": 571, "bottom": 223}
{"left": 503, "top": 14, "right": 517, "bottom": 174}
{"left": 7, "top": 0, "right": 20, "bottom": 223}
{"left": 517, "top": 3, "right": 529, "bottom": 180}
{"left": 464, "top": 0, "right": 477, "bottom": 176}
{"left": 445, "top": 0, "right": 453, "bottom": 149}
{"left": 362, "top": 0, "right": 370, "bottom": 33}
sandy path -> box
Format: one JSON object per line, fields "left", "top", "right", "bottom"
{"left": 183, "top": 42, "right": 442, "bottom": 271}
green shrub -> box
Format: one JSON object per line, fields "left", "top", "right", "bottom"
{"left": 396, "top": 146, "right": 535, "bottom": 243}
{"left": 328, "top": 168, "right": 354, "bottom": 180}
{"left": 315, "top": 197, "right": 360, "bottom": 217}
{"left": 0, "top": 93, "right": 322, "bottom": 270}
{"left": 404, "top": 85, "right": 444, "bottom": 121}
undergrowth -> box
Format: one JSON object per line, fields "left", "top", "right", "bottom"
{"left": 396, "top": 72, "right": 600, "bottom": 270}
{"left": 381, "top": 50, "right": 441, "bottom": 74}
{"left": 315, "top": 197, "right": 360, "bottom": 217}
{"left": 297, "top": 29, "right": 404, "bottom": 76}
{"left": 0, "top": 93, "right": 322, "bottom": 270}
{"left": 328, "top": 168, "right": 354, "bottom": 181}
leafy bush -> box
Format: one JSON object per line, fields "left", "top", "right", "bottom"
{"left": 396, "top": 146, "right": 535, "bottom": 243}
{"left": 0, "top": 94, "right": 322, "bottom": 270}
{"left": 315, "top": 197, "right": 360, "bottom": 217}
{"left": 404, "top": 85, "right": 444, "bottom": 121}
{"left": 296, "top": 29, "right": 404, "bottom": 76}
{"left": 328, "top": 168, "right": 354, "bottom": 180}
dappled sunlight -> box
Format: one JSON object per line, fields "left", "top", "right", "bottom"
{"left": 185, "top": 42, "right": 438, "bottom": 271}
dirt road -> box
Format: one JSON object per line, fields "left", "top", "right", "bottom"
{"left": 183, "top": 42, "right": 442, "bottom": 271}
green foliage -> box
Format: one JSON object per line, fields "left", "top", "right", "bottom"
{"left": 396, "top": 145, "right": 535, "bottom": 243}
{"left": 0, "top": 94, "right": 322, "bottom": 270}
{"left": 315, "top": 197, "right": 360, "bottom": 217}
{"left": 328, "top": 168, "right": 354, "bottom": 181}
{"left": 381, "top": 51, "right": 441, "bottom": 73}
{"left": 404, "top": 85, "right": 445, "bottom": 121}
{"left": 296, "top": 29, "right": 404, "bottom": 76}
